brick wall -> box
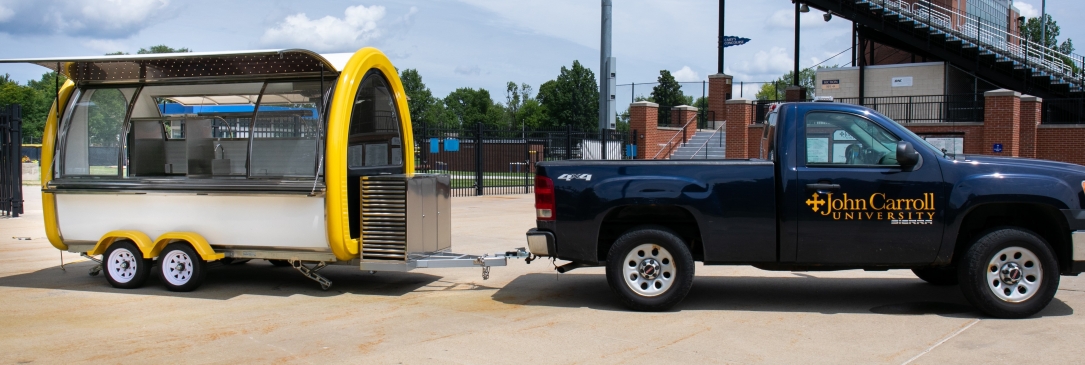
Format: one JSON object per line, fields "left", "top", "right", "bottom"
{"left": 1036, "top": 126, "right": 1085, "bottom": 166}
{"left": 1019, "top": 96, "right": 1041, "bottom": 158}
{"left": 747, "top": 124, "right": 765, "bottom": 158}
{"left": 983, "top": 89, "right": 1021, "bottom": 156}
{"left": 725, "top": 99, "right": 756, "bottom": 159}
{"left": 629, "top": 102, "right": 698, "bottom": 159}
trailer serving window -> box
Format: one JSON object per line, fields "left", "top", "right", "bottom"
{"left": 59, "top": 79, "right": 332, "bottom": 181}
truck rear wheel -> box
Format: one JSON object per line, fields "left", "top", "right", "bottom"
{"left": 958, "top": 228, "right": 1059, "bottom": 319}
{"left": 912, "top": 266, "right": 958, "bottom": 286}
{"left": 159, "top": 243, "right": 206, "bottom": 292}
{"left": 104, "top": 241, "right": 151, "bottom": 289}
{"left": 605, "top": 227, "right": 694, "bottom": 311}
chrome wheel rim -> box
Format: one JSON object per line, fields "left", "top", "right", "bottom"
{"left": 162, "top": 250, "right": 195, "bottom": 286}
{"left": 986, "top": 246, "right": 1042, "bottom": 303}
{"left": 622, "top": 244, "right": 676, "bottom": 297}
{"left": 107, "top": 247, "right": 139, "bottom": 284}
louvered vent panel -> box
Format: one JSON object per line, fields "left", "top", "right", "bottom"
{"left": 360, "top": 177, "right": 407, "bottom": 260}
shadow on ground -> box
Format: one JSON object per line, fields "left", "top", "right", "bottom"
{"left": 491, "top": 273, "right": 1075, "bottom": 318}
{"left": 0, "top": 260, "right": 450, "bottom": 300}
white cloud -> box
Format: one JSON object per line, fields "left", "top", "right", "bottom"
{"left": 672, "top": 66, "right": 700, "bottom": 82}
{"left": 261, "top": 4, "right": 386, "bottom": 52}
{"left": 735, "top": 46, "right": 793, "bottom": 79}
{"left": 0, "top": 5, "right": 13, "bottom": 22}
{"left": 84, "top": 39, "right": 127, "bottom": 54}
{"left": 0, "top": 0, "right": 169, "bottom": 38}
{"left": 766, "top": 8, "right": 836, "bottom": 30}
{"left": 454, "top": 65, "right": 481, "bottom": 76}
{"left": 1014, "top": 2, "right": 1040, "bottom": 19}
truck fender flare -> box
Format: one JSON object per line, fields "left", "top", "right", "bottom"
{"left": 88, "top": 230, "right": 155, "bottom": 258}
{"left": 949, "top": 174, "right": 1075, "bottom": 212}
{"left": 151, "top": 232, "right": 225, "bottom": 262}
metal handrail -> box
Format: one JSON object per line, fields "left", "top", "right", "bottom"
{"left": 650, "top": 114, "right": 698, "bottom": 159}
{"left": 860, "top": 0, "right": 1083, "bottom": 84}
{"left": 688, "top": 122, "right": 726, "bottom": 159}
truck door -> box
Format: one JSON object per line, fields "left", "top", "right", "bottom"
{"left": 794, "top": 111, "right": 944, "bottom": 264}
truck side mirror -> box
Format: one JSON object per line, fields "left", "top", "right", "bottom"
{"left": 897, "top": 141, "right": 920, "bottom": 168}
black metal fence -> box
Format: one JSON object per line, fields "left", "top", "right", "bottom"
{"left": 835, "top": 94, "right": 985, "bottom": 123}
{"left": 1, "top": 105, "right": 23, "bottom": 217}
{"left": 413, "top": 123, "right": 635, "bottom": 197}
{"left": 1042, "top": 98, "right": 1085, "bottom": 124}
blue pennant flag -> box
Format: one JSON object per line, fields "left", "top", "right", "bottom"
{"left": 723, "top": 36, "right": 751, "bottom": 47}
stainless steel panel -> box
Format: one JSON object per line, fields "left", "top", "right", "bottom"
{"left": 526, "top": 229, "right": 553, "bottom": 256}
{"left": 360, "top": 176, "right": 408, "bottom": 261}
{"left": 436, "top": 174, "right": 452, "bottom": 252}
{"left": 421, "top": 176, "right": 438, "bottom": 253}
{"left": 185, "top": 119, "right": 214, "bottom": 175}
{"left": 405, "top": 176, "right": 424, "bottom": 255}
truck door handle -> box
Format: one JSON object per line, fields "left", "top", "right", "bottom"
{"left": 806, "top": 183, "right": 841, "bottom": 191}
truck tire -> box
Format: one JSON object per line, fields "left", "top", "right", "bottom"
{"left": 958, "top": 228, "right": 1059, "bottom": 319}
{"left": 605, "top": 227, "right": 695, "bottom": 311}
{"left": 912, "top": 266, "right": 958, "bottom": 286}
{"left": 103, "top": 240, "right": 151, "bottom": 289}
{"left": 159, "top": 243, "right": 207, "bottom": 292}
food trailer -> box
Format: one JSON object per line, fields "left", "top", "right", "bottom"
{"left": 1, "top": 48, "right": 526, "bottom": 291}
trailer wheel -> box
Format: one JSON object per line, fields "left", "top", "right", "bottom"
{"left": 912, "top": 266, "right": 958, "bottom": 286}
{"left": 159, "top": 243, "right": 206, "bottom": 292}
{"left": 267, "top": 259, "right": 291, "bottom": 267}
{"left": 958, "top": 227, "right": 1059, "bottom": 318}
{"left": 104, "top": 241, "right": 151, "bottom": 289}
{"left": 605, "top": 227, "right": 694, "bottom": 311}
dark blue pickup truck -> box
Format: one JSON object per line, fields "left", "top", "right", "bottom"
{"left": 525, "top": 101, "right": 1085, "bottom": 318}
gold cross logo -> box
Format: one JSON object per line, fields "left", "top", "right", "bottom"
{"left": 805, "top": 193, "right": 825, "bottom": 212}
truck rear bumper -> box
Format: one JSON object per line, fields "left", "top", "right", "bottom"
{"left": 526, "top": 228, "right": 554, "bottom": 257}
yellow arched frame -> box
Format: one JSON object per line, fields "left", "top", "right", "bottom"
{"left": 325, "top": 48, "right": 415, "bottom": 261}
{"left": 41, "top": 79, "right": 76, "bottom": 251}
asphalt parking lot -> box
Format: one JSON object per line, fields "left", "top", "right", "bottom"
{"left": 2, "top": 187, "right": 1084, "bottom": 364}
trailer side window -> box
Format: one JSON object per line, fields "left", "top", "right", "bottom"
{"left": 347, "top": 71, "right": 403, "bottom": 174}
{"left": 62, "top": 87, "right": 136, "bottom": 176}
{"left": 250, "top": 81, "right": 329, "bottom": 177}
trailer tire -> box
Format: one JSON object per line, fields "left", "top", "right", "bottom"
{"left": 159, "top": 243, "right": 206, "bottom": 292}
{"left": 605, "top": 226, "right": 694, "bottom": 311}
{"left": 958, "top": 227, "right": 1059, "bottom": 319}
{"left": 103, "top": 240, "right": 151, "bottom": 289}
{"left": 912, "top": 266, "right": 958, "bottom": 286}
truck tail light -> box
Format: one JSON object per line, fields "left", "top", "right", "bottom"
{"left": 535, "top": 175, "right": 555, "bottom": 221}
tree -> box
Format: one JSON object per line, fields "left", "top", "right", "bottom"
{"left": 536, "top": 60, "right": 599, "bottom": 130}
{"left": 443, "top": 87, "right": 502, "bottom": 128}
{"left": 400, "top": 69, "right": 439, "bottom": 127}
{"left": 1021, "top": 15, "right": 1076, "bottom": 72}
{"left": 650, "top": 70, "right": 687, "bottom": 125}
{"left": 138, "top": 45, "right": 192, "bottom": 54}
{"left": 754, "top": 67, "right": 820, "bottom": 100}
{"left": 0, "top": 72, "right": 69, "bottom": 142}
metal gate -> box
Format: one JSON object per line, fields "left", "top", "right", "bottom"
{"left": 414, "top": 123, "right": 634, "bottom": 197}
{"left": 1, "top": 104, "right": 23, "bottom": 217}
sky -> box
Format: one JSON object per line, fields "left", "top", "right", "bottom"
{"left": 0, "top": 0, "right": 1080, "bottom": 108}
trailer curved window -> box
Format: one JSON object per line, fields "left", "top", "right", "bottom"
{"left": 347, "top": 70, "right": 403, "bottom": 175}
{"left": 61, "top": 87, "right": 137, "bottom": 176}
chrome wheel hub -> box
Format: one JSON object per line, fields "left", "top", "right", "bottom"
{"left": 622, "top": 244, "right": 676, "bottom": 297}
{"left": 986, "top": 246, "right": 1042, "bottom": 303}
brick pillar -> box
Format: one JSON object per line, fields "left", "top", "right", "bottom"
{"left": 1019, "top": 95, "right": 1042, "bottom": 158}
{"left": 629, "top": 101, "right": 659, "bottom": 159}
{"left": 785, "top": 86, "right": 807, "bottom": 101}
{"left": 671, "top": 105, "right": 699, "bottom": 141}
{"left": 725, "top": 98, "right": 756, "bottom": 159}
{"left": 708, "top": 74, "right": 733, "bottom": 129}
{"left": 983, "top": 89, "right": 1022, "bottom": 156}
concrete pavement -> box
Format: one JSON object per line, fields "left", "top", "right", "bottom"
{"left": 1, "top": 187, "right": 1083, "bottom": 364}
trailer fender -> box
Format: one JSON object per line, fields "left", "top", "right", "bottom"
{"left": 88, "top": 231, "right": 154, "bottom": 258}
{"left": 151, "top": 233, "right": 225, "bottom": 262}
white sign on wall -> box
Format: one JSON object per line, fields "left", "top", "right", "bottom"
{"left": 891, "top": 76, "right": 913, "bottom": 87}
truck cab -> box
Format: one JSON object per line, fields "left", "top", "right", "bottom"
{"left": 527, "top": 101, "right": 1085, "bottom": 318}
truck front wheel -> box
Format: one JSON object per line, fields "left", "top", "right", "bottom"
{"left": 958, "top": 228, "right": 1059, "bottom": 319}
{"left": 605, "top": 227, "right": 695, "bottom": 311}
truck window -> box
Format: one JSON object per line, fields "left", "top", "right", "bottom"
{"left": 61, "top": 87, "right": 137, "bottom": 176}
{"left": 804, "top": 112, "right": 900, "bottom": 166}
